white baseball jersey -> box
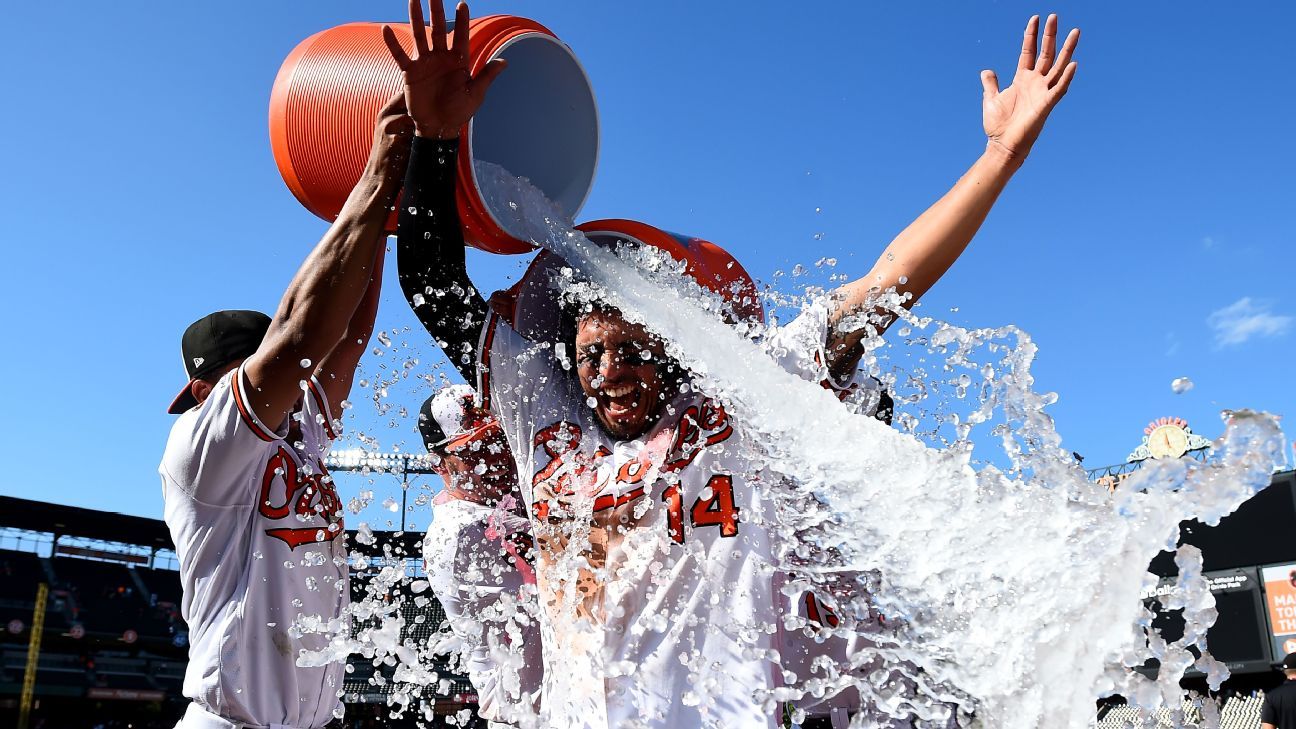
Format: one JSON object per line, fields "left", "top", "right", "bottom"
{"left": 776, "top": 377, "right": 887, "bottom": 725}
{"left": 423, "top": 494, "right": 543, "bottom": 727}
{"left": 476, "top": 302, "right": 853, "bottom": 729}
{"left": 160, "top": 367, "right": 347, "bottom": 728}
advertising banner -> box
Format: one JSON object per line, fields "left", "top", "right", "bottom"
{"left": 1262, "top": 564, "right": 1296, "bottom": 658}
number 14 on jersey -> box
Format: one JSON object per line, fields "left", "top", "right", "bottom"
{"left": 662, "top": 475, "right": 739, "bottom": 544}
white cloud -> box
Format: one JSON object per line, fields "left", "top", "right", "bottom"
{"left": 1206, "top": 297, "right": 1292, "bottom": 348}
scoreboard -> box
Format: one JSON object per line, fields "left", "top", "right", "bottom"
{"left": 1141, "top": 470, "right": 1296, "bottom": 675}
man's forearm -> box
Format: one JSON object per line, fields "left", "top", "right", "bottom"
{"left": 822, "top": 143, "right": 1023, "bottom": 374}
{"left": 314, "top": 243, "right": 387, "bottom": 407}
{"left": 397, "top": 135, "right": 488, "bottom": 382}
{"left": 867, "top": 142, "right": 1020, "bottom": 306}
{"left": 278, "top": 169, "right": 397, "bottom": 352}
{"left": 240, "top": 98, "right": 410, "bottom": 427}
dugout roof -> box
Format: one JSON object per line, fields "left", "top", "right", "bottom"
{"left": 0, "top": 495, "right": 421, "bottom": 558}
{"left": 0, "top": 496, "right": 174, "bottom": 550}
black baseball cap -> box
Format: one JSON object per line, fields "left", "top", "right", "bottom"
{"left": 1281, "top": 653, "right": 1296, "bottom": 670}
{"left": 418, "top": 385, "right": 499, "bottom": 454}
{"left": 167, "top": 310, "right": 272, "bottom": 414}
{"left": 418, "top": 393, "right": 448, "bottom": 451}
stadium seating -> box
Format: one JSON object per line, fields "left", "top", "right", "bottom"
{"left": 0, "top": 548, "right": 47, "bottom": 643}
{"left": 1095, "top": 693, "right": 1267, "bottom": 728}
{"left": 51, "top": 557, "right": 151, "bottom": 638}
{"left": 0, "top": 548, "right": 45, "bottom": 588}
{"left": 135, "top": 566, "right": 183, "bottom": 606}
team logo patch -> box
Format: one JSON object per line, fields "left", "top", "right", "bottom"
{"left": 257, "top": 446, "right": 344, "bottom": 549}
{"left": 192, "top": 356, "right": 205, "bottom": 369}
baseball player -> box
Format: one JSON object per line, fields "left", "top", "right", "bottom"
{"left": 390, "top": 3, "right": 1080, "bottom": 726}
{"left": 418, "top": 385, "right": 543, "bottom": 727}
{"left": 159, "top": 95, "right": 411, "bottom": 728}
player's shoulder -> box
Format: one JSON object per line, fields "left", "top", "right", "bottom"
{"left": 431, "top": 497, "right": 495, "bottom": 532}
{"left": 160, "top": 406, "right": 205, "bottom": 476}
{"left": 159, "top": 369, "right": 281, "bottom": 494}
{"left": 424, "top": 499, "right": 493, "bottom": 570}
{"left": 161, "top": 375, "right": 234, "bottom": 459}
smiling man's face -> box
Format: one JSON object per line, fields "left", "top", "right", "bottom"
{"left": 574, "top": 309, "right": 669, "bottom": 440}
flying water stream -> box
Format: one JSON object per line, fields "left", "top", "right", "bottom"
{"left": 470, "top": 163, "right": 1285, "bottom": 728}
{"left": 300, "top": 163, "right": 1286, "bottom": 729}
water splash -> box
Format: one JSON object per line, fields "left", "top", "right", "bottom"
{"left": 467, "top": 161, "right": 1285, "bottom": 728}
{"left": 293, "top": 162, "right": 1284, "bottom": 728}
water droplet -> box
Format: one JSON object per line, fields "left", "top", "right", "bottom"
{"left": 299, "top": 358, "right": 312, "bottom": 368}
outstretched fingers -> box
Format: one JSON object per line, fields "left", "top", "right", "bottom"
{"left": 428, "top": 0, "right": 448, "bottom": 52}
{"left": 468, "top": 58, "right": 507, "bottom": 106}
{"left": 382, "top": 25, "right": 413, "bottom": 70}
{"left": 1036, "top": 14, "right": 1058, "bottom": 74}
{"left": 1047, "top": 28, "right": 1080, "bottom": 86}
{"left": 980, "top": 69, "right": 999, "bottom": 100}
{"left": 1018, "top": 15, "right": 1040, "bottom": 71}
{"left": 1049, "top": 61, "right": 1078, "bottom": 102}
{"left": 409, "top": 0, "right": 431, "bottom": 56}
{"left": 453, "top": 2, "right": 471, "bottom": 62}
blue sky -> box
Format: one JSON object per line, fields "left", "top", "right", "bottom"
{"left": 1, "top": 1, "right": 1292, "bottom": 527}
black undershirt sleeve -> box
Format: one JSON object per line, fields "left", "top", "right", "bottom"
{"left": 396, "top": 136, "right": 490, "bottom": 383}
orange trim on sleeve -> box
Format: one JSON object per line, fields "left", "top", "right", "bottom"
{"left": 230, "top": 369, "right": 277, "bottom": 442}
{"left": 306, "top": 378, "right": 338, "bottom": 440}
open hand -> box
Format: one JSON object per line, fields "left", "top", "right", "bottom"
{"left": 981, "top": 14, "right": 1079, "bottom": 161}
{"left": 382, "top": 0, "right": 507, "bottom": 140}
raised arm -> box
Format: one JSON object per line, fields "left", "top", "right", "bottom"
{"left": 241, "top": 94, "right": 412, "bottom": 429}
{"left": 385, "top": 0, "right": 505, "bottom": 381}
{"left": 824, "top": 14, "right": 1079, "bottom": 377}
{"left": 313, "top": 242, "right": 386, "bottom": 410}
{"left": 398, "top": 136, "right": 487, "bottom": 381}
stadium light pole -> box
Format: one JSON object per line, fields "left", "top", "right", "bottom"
{"left": 323, "top": 450, "right": 440, "bottom": 531}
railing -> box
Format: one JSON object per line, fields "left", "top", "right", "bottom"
{"left": 1085, "top": 449, "right": 1211, "bottom": 484}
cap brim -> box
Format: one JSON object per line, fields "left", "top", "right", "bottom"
{"left": 168, "top": 381, "right": 199, "bottom": 414}
{"left": 434, "top": 422, "right": 501, "bottom": 453}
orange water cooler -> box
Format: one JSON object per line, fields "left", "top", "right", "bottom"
{"left": 269, "top": 17, "right": 600, "bottom": 254}
{"left": 270, "top": 17, "right": 760, "bottom": 319}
